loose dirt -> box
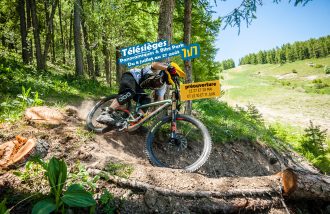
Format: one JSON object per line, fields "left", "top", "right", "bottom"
{"left": 0, "top": 101, "right": 322, "bottom": 213}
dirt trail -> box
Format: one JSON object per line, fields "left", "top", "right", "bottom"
{"left": 74, "top": 100, "right": 285, "bottom": 178}
{"left": 0, "top": 100, "right": 322, "bottom": 213}
{"left": 225, "top": 99, "right": 330, "bottom": 134}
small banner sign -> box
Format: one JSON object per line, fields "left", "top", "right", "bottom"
{"left": 180, "top": 80, "right": 221, "bottom": 101}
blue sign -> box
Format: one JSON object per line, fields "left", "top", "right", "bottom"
{"left": 118, "top": 41, "right": 201, "bottom": 68}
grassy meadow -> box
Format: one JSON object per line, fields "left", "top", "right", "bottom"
{"left": 221, "top": 57, "right": 330, "bottom": 132}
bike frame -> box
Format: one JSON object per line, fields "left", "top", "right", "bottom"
{"left": 125, "top": 76, "right": 181, "bottom": 136}
{"left": 126, "top": 99, "right": 172, "bottom": 132}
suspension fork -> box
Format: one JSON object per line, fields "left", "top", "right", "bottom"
{"left": 170, "top": 91, "right": 177, "bottom": 139}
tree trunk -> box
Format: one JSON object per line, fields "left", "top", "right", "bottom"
{"left": 43, "top": 0, "right": 50, "bottom": 63}
{"left": 89, "top": 167, "right": 330, "bottom": 204}
{"left": 94, "top": 55, "right": 100, "bottom": 77}
{"left": 42, "top": 0, "right": 58, "bottom": 68}
{"left": 115, "top": 46, "right": 124, "bottom": 85}
{"left": 73, "top": 0, "right": 84, "bottom": 76}
{"left": 58, "top": 0, "right": 66, "bottom": 64}
{"left": 102, "top": 34, "right": 110, "bottom": 86}
{"left": 109, "top": 48, "right": 112, "bottom": 87}
{"left": 69, "top": 10, "right": 73, "bottom": 60}
{"left": 158, "top": 0, "right": 175, "bottom": 44}
{"left": 183, "top": 0, "right": 192, "bottom": 115}
{"left": 17, "top": 0, "right": 29, "bottom": 64}
{"left": 25, "top": 0, "right": 33, "bottom": 63}
{"left": 157, "top": 0, "right": 175, "bottom": 99}
{"left": 81, "top": 3, "right": 94, "bottom": 79}
{"left": 51, "top": 21, "right": 56, "bottom": 63}
{"left": 281, "top": 168, "right": 330, "bottom": 200}
{"left": 29, "top": 0, "right": 43, "bottom": 70}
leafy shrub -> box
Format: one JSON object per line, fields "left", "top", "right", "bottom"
{"left": 31, "top": 157, "right": 96, "bottom": 214}
{"left": 311, "top": 79, "right": 329, "bottom": 89}
{"left": 324, "top": 65, "right": 330, "bottom": 74}
{"left": 16, "top": 86, "right": 43, "bottom": 108}
{"left": 13, "top": 160, "right": 47, "bottom": 192}
{"left": 315, "top": 83, "right": 329, "bottom": 89}
{"left": 281, "top": 81, "right": 291, "bottom": 86}
{"left": 315, "top": 64, "right": 324, "bottom": 68}
{"left": 246, "top": 103, "right": 264, "bottom": 123}
{"left": 311, "top": 155, "right": 330, "bottom": 173}
{"left": 268, "top": 123, "right": 301, "bottom": 149}
{"left": 0, "top": 55, "right": 116, "bottom": 122}
{"left": 99, "top": 189, "right": 116, "bottom": 214}
{"left": 312, "top": 79, "right": 322, "bottom": 84}
{"left": 300, "top": 121, "right": 327, "bottom": 157}
{"left": 292, "top": 69, "right": 297, "bottom": 73}
{"left": 0, "top": 86, "right": 43, "bottom": 122}
{"left": 67, "top": 161, "right": 100, "bottom": 192}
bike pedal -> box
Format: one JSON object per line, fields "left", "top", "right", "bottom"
{"left": 116, "top": 121, "right": 128, "bottom": 132}
{"left": 101, "top": 107, "right": 109, "bottom": 112}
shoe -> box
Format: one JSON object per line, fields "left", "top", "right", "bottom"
{"left": 96, "top": 110, "right": 116, "bottom": 125}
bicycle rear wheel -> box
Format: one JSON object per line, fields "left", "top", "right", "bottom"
{"left": 145, "top": 114, "right": 212, "bottom": 172}
{"left": 86, "top": 95, "right": 129, "bottom": 133}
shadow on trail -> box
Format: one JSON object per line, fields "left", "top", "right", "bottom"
{"left": 98, "top": 130, "right": 282, "bottom": 178}
{"left": 200, "top": 140, "right": 282, "bottom": 178}
{"left": 75, "top": 100, "right": 282, "bottom": 178}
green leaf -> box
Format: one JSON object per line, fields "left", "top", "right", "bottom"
{"left": 0, "top": 198, "right": 9, "bottom": 214}
{"left": 47, "top": 157, "right": 67, "bottom": 196}
{"left": 47, "top": 157, "right": 59, "bottom": 191}
{"left": 66, "top": 184, "right": 84, "bottom": 192}
{"left": 62, "top": 189, "right": 96, "bottom": 208}
{"left": 32, "top": 198, "right": 56, "bottom": 214}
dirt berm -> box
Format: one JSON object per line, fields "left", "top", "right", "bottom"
{"left": 0, "top": 101, "right": 329, "bottom": 213}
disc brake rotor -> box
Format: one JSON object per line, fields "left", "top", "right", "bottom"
{"left": 168, "top": 133, "right": 188, "bottom": 151}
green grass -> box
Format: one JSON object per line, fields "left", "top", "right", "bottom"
{"left": 0, "top": 54, "right": 116, "bottom": 122}
{"left": 194, "top": 99, "right": 330, "bottom": 173}
{"left": 223, "top": 57, "right": 330, "bottom": 99}
{"left": 194, "top": 99, "right": 279, "bottom": 148}
{"left": 270, "top": 122, "right": 330, "bottom": 173}
{"left": 102, "top": 162, "right": 134, "bottom": 179}
{"left": 221, "top": 57, "right": 330, "bottom": 131}
{"left": 220, "top": 57, "right": 330, "bottom": 173}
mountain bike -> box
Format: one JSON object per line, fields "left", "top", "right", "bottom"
{"left": 86, "top": 76, "right": 212, "bottom": 172}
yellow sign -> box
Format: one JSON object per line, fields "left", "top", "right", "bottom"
{"left": 180, "top": 80, "right": 221, "bottom": 101}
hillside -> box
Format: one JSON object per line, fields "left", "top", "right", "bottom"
{"left": 221, "top": 57, "right": 330, "bottom": 132}
{"left": 221, "top": 57, "right": 330, "bottom": 174}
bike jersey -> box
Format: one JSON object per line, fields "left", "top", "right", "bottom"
{"left": 129, "top": 65, "right": 157, "bottom": 84}
{"left": 129, "top": 65, "right": 166, "bottom": 97}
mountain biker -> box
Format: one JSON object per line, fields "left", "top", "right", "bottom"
{"left": 96, "top": 62, "right": 184, "bottom": 125}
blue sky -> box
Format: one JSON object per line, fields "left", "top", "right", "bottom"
{"left": 212, "top": 0, "right": 330, "bottom": 65}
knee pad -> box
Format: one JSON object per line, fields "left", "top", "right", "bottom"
{"left": 117, "top": 89, "right": 135, "bottom": 105}
{"left": 139, "top": 96, "right": 152, "bottom": 112}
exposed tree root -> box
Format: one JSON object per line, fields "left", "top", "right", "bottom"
{"left": 90, "top": 167, "right": 330, "bottom": 202}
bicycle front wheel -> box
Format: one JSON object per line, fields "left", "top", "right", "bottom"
{"left": 145, "top": 114, "right": 212, "bottom": 172}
